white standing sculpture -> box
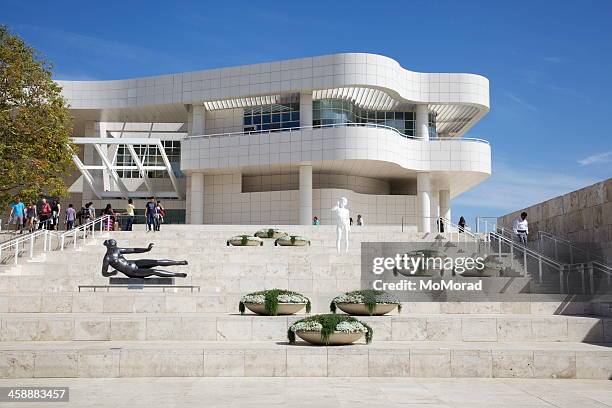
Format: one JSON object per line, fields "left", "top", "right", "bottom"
{"left": 332, "top": 196, "right": 350, "bottom": 253}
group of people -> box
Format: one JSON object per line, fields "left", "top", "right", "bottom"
{"left": 8, "top": 198, "right": 74, "bottom": 233}
{"left": 7, "top": 197, "right": 168, "bottom": 234}
{"left": 95, "top": 197, "right": 165, "bottom": 232}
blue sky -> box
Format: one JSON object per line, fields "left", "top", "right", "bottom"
{"left": 2, "top": 0, "right": 611, "bottom": 225}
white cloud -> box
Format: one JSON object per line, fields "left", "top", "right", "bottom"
{"left": 505, "top": 92, "right": 538, "bottom": 112}
{"left": 578, "top": 151, "right": 612, "bottom": 166}
{"left": 454, "top": 158, "right": 598, "bottom": 212}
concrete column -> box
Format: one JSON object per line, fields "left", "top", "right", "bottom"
{"left": 416, "top": 104, "right": 429, "bottom": 140}
{"left": 417, "top": 172, "right": 431, "bottom": 233}
{"left": 188, "top": 105, "right": 206, "bottom": 136}
{"left": 300, "top": 92, "right": 313, "bottom": 127}
{"left": 299, "top": 164, "right": 313, "bottom": 225}
{"left": 439, "top": 189, "right": 451, "bottom": 224}
{"left": 190, "top": 172, "right": 204, "bottom": 224}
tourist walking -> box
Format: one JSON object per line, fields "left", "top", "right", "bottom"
{"left": 38, "top": 198, "right": 51, "bottom": 230}
{"left": 50, "top": 199, "right": 61, "bottom": 230}
{"left": 145, "top": 197, "right": 156, "bottom": 232}
{"left": 513, "top": 212, "right": 529, "bottom": 245}
{"left": 9, "top": 198, "right": 25, "bottom": 234}
{"left": 155, "top": 200, "right": 165, "bottom": 231}
{"left": 356, "top": 214, "right": 364, "bottom": 226}
{"left": 65, "top": 204, "right": 76, "bottom": 230}
{"left": 458, "top": 216, "right": 467, "bottom": 233}
{"left": 125, "top": 199, "right": 135, "bottom": 231}
{"left": 102, "top": 204, "right": 115, "bottom": 231}
{"left": 26, "top": 202, "right": 37, "bottom": 233}
{"left": 88, "top": 202, "right": 96, "bottom": 219}
{"left": 437, "top": 217, "right": 445, "bottom": 233}
{"left": 312, "top": 216, "right": 320, "bottom": 225}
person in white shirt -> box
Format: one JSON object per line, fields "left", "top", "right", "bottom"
{"left": 513, "top": 212, "right": 529, "bottom": 245}
{"left": 356, "top": 214, "right": 364, "bottom": 226}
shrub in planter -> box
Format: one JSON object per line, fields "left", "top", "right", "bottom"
{"left": 330, "top": 290, "right": 402, "bottom": 316}
{"left": 274, "top": 235, "right": 310, "bottom": 246}
{"left": 226, "top": 235, "right": 264, "bottom": 246}
{"left": 254, "top": 228, "right": 288, "bottom": 239}
{"left": 239, "top": 289, "right": 311, "bottom": 316}
{"left": 392, "top": 249, "right": 447, "bottom": 276}
{"left": 288, "top": 314, "right": 373, "bottom": 345}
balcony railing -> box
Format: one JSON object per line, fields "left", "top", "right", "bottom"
{"left": 184, "top": 122, "right": 489, "bottom": 145}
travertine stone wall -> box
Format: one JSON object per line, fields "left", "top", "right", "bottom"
{"left": 498, "top": 178, "right": 612, "bottom": 262}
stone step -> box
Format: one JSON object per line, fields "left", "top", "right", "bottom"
{"left": 0, "top": 292, "right": 600, "bottom": 315}
{"left": 1, "top": 340, "right": 610, "bottom": 379}
{"left": 2, "top": 313, "right": 610, "bottom": 343}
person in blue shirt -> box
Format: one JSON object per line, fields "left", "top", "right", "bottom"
{"left": 145, "top": 197, "right": 157, "bottom": 232}
{"left": 10, "top": 197, "right": 26, "bottom": 234}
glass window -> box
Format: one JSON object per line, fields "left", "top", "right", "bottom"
{"left": 243, "top": 101, "right": 300, "bottom": 132}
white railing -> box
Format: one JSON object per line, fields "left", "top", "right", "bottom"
{"left": 476, "top": 217, "right": 609, "bottom": 266}
{"left": 0, "top": 215, "right": 111, "bottom": 265}
{"left": 184, "top": 122, "right": 490, "bottom": 145}
{"left": 400, "top": 215, "right": 479, "bottom": 243}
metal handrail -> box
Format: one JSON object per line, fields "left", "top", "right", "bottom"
{"left": 0, "top": 215, "right": 111, "bottom": 265}
{"left": 184, "top": 122, "right": 490, "bottom": 144}
{"left": 477, "top": 217, "right": 609, "bottom": 266}
{"left": 536, "top": 230, "right": 607, "bottom": 265}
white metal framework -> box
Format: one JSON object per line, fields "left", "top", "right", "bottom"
{"left": 71, "top": 137, "right": 182, "bottom": 199}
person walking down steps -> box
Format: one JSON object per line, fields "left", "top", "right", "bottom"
{"left": 513, "top": 211, "right": 529, "bottom": 245}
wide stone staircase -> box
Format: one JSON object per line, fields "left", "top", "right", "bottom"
{"left": 1, "top": 225, "right": 610, "bottom": 379}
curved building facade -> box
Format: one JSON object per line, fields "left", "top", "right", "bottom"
{"left": 58, "top": 53, "right": 491, "bottom": 230}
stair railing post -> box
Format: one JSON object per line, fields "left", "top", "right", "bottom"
{"left": 14, "top": 240, "right": 19, "bottom": 265}
{"left": 538, "top": 257, "right": 542, "bottom": 281}
{"left": 588, "top": 263, "right": 594, "bottom": 294}
{"left": 569, "top": 245, "right": 573, "bottom": 264}
{"left": 29, "top": 234, "right": 34, "bottom": 258}
{"left": 559, "top": 264, "right": 565, "bottom": 293}
{"left": 476, "top": 216, "right": 480, "bottom": 233}
{"left": 74, "top": 228, "right": 77, "bottom": 249}
{"left": 523, "top": 249, "right": 527, "bottom": 275}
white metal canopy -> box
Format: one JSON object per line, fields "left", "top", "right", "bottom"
{"left": 70, "top": 137, "right": 182, "bottom": 199}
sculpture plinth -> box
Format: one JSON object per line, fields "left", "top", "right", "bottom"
{"left": 109, "top": 277, "right": 175, "bottom": 285}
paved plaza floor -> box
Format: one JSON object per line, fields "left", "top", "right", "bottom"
{"left": 0, "top": 377, "right": 610, "bottom": 407}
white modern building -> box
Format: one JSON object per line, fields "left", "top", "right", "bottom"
{"left": 59, "top": 53, "right": 491, "bottom": 231}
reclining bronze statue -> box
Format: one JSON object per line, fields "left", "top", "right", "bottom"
{"left": 102, "top": 239, "right": 188, "bottom": 278}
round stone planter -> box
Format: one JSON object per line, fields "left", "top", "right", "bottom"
{"left": 254, "top": 229, "right": 287, "bottom": 239}
{"left": 275, "top": 236, "right": 310, "bottom": 246}
{"left": 243, "top": 302, "right": 307, "bottom": 316}
{"left": 296, "top": 331, "right": 364, "bottom": 345}
{"left": 227, "top": 236, "right": 263, "bottom": 246}
{"left": 335, "top": 303, "right": 398, "bottom": 316}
